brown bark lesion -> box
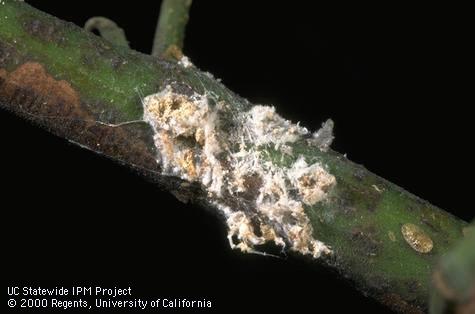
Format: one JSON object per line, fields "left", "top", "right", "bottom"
{"left": 0, "top": 62, "right": 159, "bottom": 173}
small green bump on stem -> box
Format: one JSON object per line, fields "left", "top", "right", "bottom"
{"left": 462, "top": 225, "right": 474, "bottom": 237}
{"left": 388, "top": 231, "right": 396, "bottom": 242}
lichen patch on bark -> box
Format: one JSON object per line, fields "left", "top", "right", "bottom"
{"left": 288, "top": 156, "right": 336, "bottom": 205}
{"left": 143, "top": 85, "right": 336, "bottom": 258}
{"left": 244, "top": 105, "right": 309, "bottom": 148}
{"left": 178, "top": 56, "right": 193, "bottom": 68}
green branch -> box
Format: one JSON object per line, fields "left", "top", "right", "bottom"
{"left": 152, "top": 0, "right": 192, "bottom": 59}
{"left": 0, "top": 1, "right": 468, "bottom": 313}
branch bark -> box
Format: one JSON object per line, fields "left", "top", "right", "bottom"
{"left": 0, "top": 1, "right": 468, "bottom": 313}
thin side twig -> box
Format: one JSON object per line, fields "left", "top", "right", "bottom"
{"left": 84, "top": 17, "right": 129, "bottom": 48}
{"left": 152, "top": 0, "right": 192, "bottom": 59}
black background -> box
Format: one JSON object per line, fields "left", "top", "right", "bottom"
{"left": 3, "top": 1, "right": 472, "bottom": 313}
